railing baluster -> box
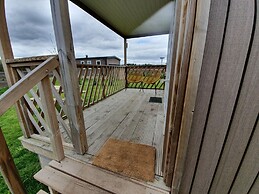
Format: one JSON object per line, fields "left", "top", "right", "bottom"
{"left": 111, "top": 66, "right": 117, "bottom": 94}
{"left": 88, "top": 66, "right": 97, "bottom": 106}
{"left": 93, "top": 68, "right": 101, "bottom": 104}
{"left": 106, "top": 67, "right": 112, "bottom": 96}
{"left": 103, "top": 67, "right": 108, "bottom": 96}
{"left": 38, "top": 76, "right": 64, "bottom": 161}
{"left": 80, "top": 67, "right": 88, "bottom": 96}
{"left": 83, "top": 67, "right": 93, "bottom": 107}
{"left": 97, "top": 66, "right": 104, "bottom": 101}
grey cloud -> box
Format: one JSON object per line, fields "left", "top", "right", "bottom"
{"left": 5, "top": 0, "right": 168, "bottom": 64}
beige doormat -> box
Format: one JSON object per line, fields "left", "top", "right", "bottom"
{"left": 92, "top": 138, "right": 155, "bottom": 182}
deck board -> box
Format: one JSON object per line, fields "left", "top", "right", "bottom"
{"left": 61, "top": 89, "right": 165, "bottom": 176}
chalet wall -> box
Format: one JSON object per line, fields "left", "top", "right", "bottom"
{"left": 177, "top": 0, "right": 259, "bottom": 193}
{"left": 76, "top": 58, "right": 120, "bottom": 65}
{"left": 107, "top": 58, "right": 120, "bottom": 65}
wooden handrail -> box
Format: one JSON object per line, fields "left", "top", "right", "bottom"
{"left": 0, "top": 56, "right": 59, "bottom": 116}
{"left": 0, "top": 127, "right": 27, "bottom": 194}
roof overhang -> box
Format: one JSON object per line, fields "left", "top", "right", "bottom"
{"left": 70, "top": 0, "right": 174, "bottom": 39}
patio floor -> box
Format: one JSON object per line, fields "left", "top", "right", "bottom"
{"left": 61, "top": 89, "right": 165, "bottom": 177}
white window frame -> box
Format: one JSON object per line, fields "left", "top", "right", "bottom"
{"left": 96, "top": 60, "right": 101, "bottom": 65}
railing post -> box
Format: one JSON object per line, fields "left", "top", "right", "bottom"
{"left": 50, "top": 0, "right": 88, "bottom": 154}
{"left": 125, "top": 66, "right": 128, "bottom": 89}
{"left": 0, "top": 127, "right": 27, "bottom": 194}
{"left": 38, "top": 76, "right": 65, "bottom": 161}
{"left": 0, "top": 0, "right": 31, "bottom": 138}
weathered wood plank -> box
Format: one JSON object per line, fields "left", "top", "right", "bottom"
{"left": 111, "top": 92, "right": 147, "bottom": 140}
{"left": 38, "top": 76, "right": 65, "bottom": 161}
{"left": 210, "top": 4, "right": 258, "bottom": 191}
{"left": 179, "top": 0, "right": 230, "bottom": 193}
{"left": 50, "top": 0, "right": 88, "bottom": 154}
{"left": 229, "top": 118, "right": 259, "bottom": 194}
{"left": 170, "top": 0, "right": 197, "bottom": 190}
{"left": 87, "top": 93, "right": 140, "bottom": 154}
{"left": 19, "top": 135, "right": 93, "bottom": 163}
{"left": 248, "top": 173, "right": 259, "bottom": 194}
{"left": 6, "top": 55, "right": 56, "bottom": 64}
{"left": 0, "top": 0, "right": 32, "bottom": 138}
{"left": 0, "top": 57, "right": 59, "bottom": 116}
{"left": 162, "top": 0, "right": 183, "bottom": 177}
{"left": 49, "top": 157, "right": 169, "bottom": 194}
{"left": 85, "top": 91, "right": 136, "bottom": 137}
{"left": 131, "top": 102, "right": 159, "bottom": 145}
{"left": 191, "top": 1, "right": 254, "bottom": 193}
{"left": 153, "top": 104, "right": 165, "bottom": 176}
{"left": 0, "top": 128, "right": 26, "bottom": 194}
{"left": 34, "top": 166, "right": 111, "bottom": 194}
{"left": 164, "top": 0, "right": 194, "bottom": 185}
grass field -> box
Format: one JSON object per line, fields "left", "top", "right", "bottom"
{"left": 0, "top": 87, "right": 47, "bottom": 194}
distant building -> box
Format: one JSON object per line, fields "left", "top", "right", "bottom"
{"left": 76, "top": 55, "right": 121, "bottom": 66}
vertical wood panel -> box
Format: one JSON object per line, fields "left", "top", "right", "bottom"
{"left": 191, "top": 1, "right": 254, "bottom": 193}
{"left": 210, "top": 2, "right": 258, "bottom": 191}
{"left": 164, "top": 0, "right": 192, "bottom": 185}
{"left": 170, "top": 0, "right": 197, "bottom": 191}
{"left": 229, "top": 118, "right": 259, "bottom": 194}
{"left": 179, "top": 0, "right": 230, "bottom": 192}
{"left": 248, "top": 173, "right": 259, "bottom": 194}
{"left": 162, "top": 0, "right": 181, "bottom": 176}
{"left": 50, "top": 0, "right": 88, "bottom": 154}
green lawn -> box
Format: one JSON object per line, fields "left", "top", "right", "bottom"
{"left": 0, "top": 87, "right": 47, "bottom": 194}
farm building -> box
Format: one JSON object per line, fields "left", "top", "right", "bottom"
{"left": 0, "top": 0, "right": 258, "bottom": 194}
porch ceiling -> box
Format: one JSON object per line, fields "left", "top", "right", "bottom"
{"left": 70, "top": 0, "right": 174, "bottom": 38}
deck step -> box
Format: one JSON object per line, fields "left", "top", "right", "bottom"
{"left": 34, "top": 157, "right": 169, "bottom": 194}
{"left": 48, "top": 157, "right": 170, "bottom": 194}
{"left": 37, "top": 189, "right": 48, "bottom": 194}
{"left": 34, "top": 166, "right": 111, "bottom": 194}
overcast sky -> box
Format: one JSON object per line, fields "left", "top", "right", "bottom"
{"left": 5, "top": 0, "right": 169, "bottom": 64}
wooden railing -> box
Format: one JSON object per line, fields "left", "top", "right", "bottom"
{"left": 126, "top": 65, "right": 166, "bottom": 90}
{"left": 1, "top": 58, "right": 165, "bottom": 151}
{"left": 0, "top": 56, "right": 65, "bottom": 162}
{"left": 2, "top": 59, "right": 126, "bottom": 146}
{"left": 77, "top": 64, "right": 125, "bottom": 108}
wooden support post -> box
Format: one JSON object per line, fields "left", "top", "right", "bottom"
{"left": 50, "top": 0, "right": 88, "bottom": 154}
{"left": 39, "top": 76, "right": 65, "bottom": 161}
{"left": 124, "top": 39, "right": 128, "bottom": 88}
{"left": 124, "top": 38, "right": 127, "bottom": 66}
{"left": 0, "top": 128, "right": 27, "bottom": 194}
{"left": 0, "top": 0, "right": 31, "bottom": 138}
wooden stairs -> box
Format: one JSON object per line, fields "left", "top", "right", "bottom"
{"left": 34, "top": 157, "right": 170, "bottom": 194}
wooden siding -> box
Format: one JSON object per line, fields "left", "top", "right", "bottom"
{"left": 177, "top": 0, "right": 259, "bottom": 193}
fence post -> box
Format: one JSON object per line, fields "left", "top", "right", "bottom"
{"left": 0, "top": 127, "right": 27, "bottom": 194}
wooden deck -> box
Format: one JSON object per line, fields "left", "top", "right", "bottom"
{"left": 61, "top": 89, "right": 165, "bottom": 177}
